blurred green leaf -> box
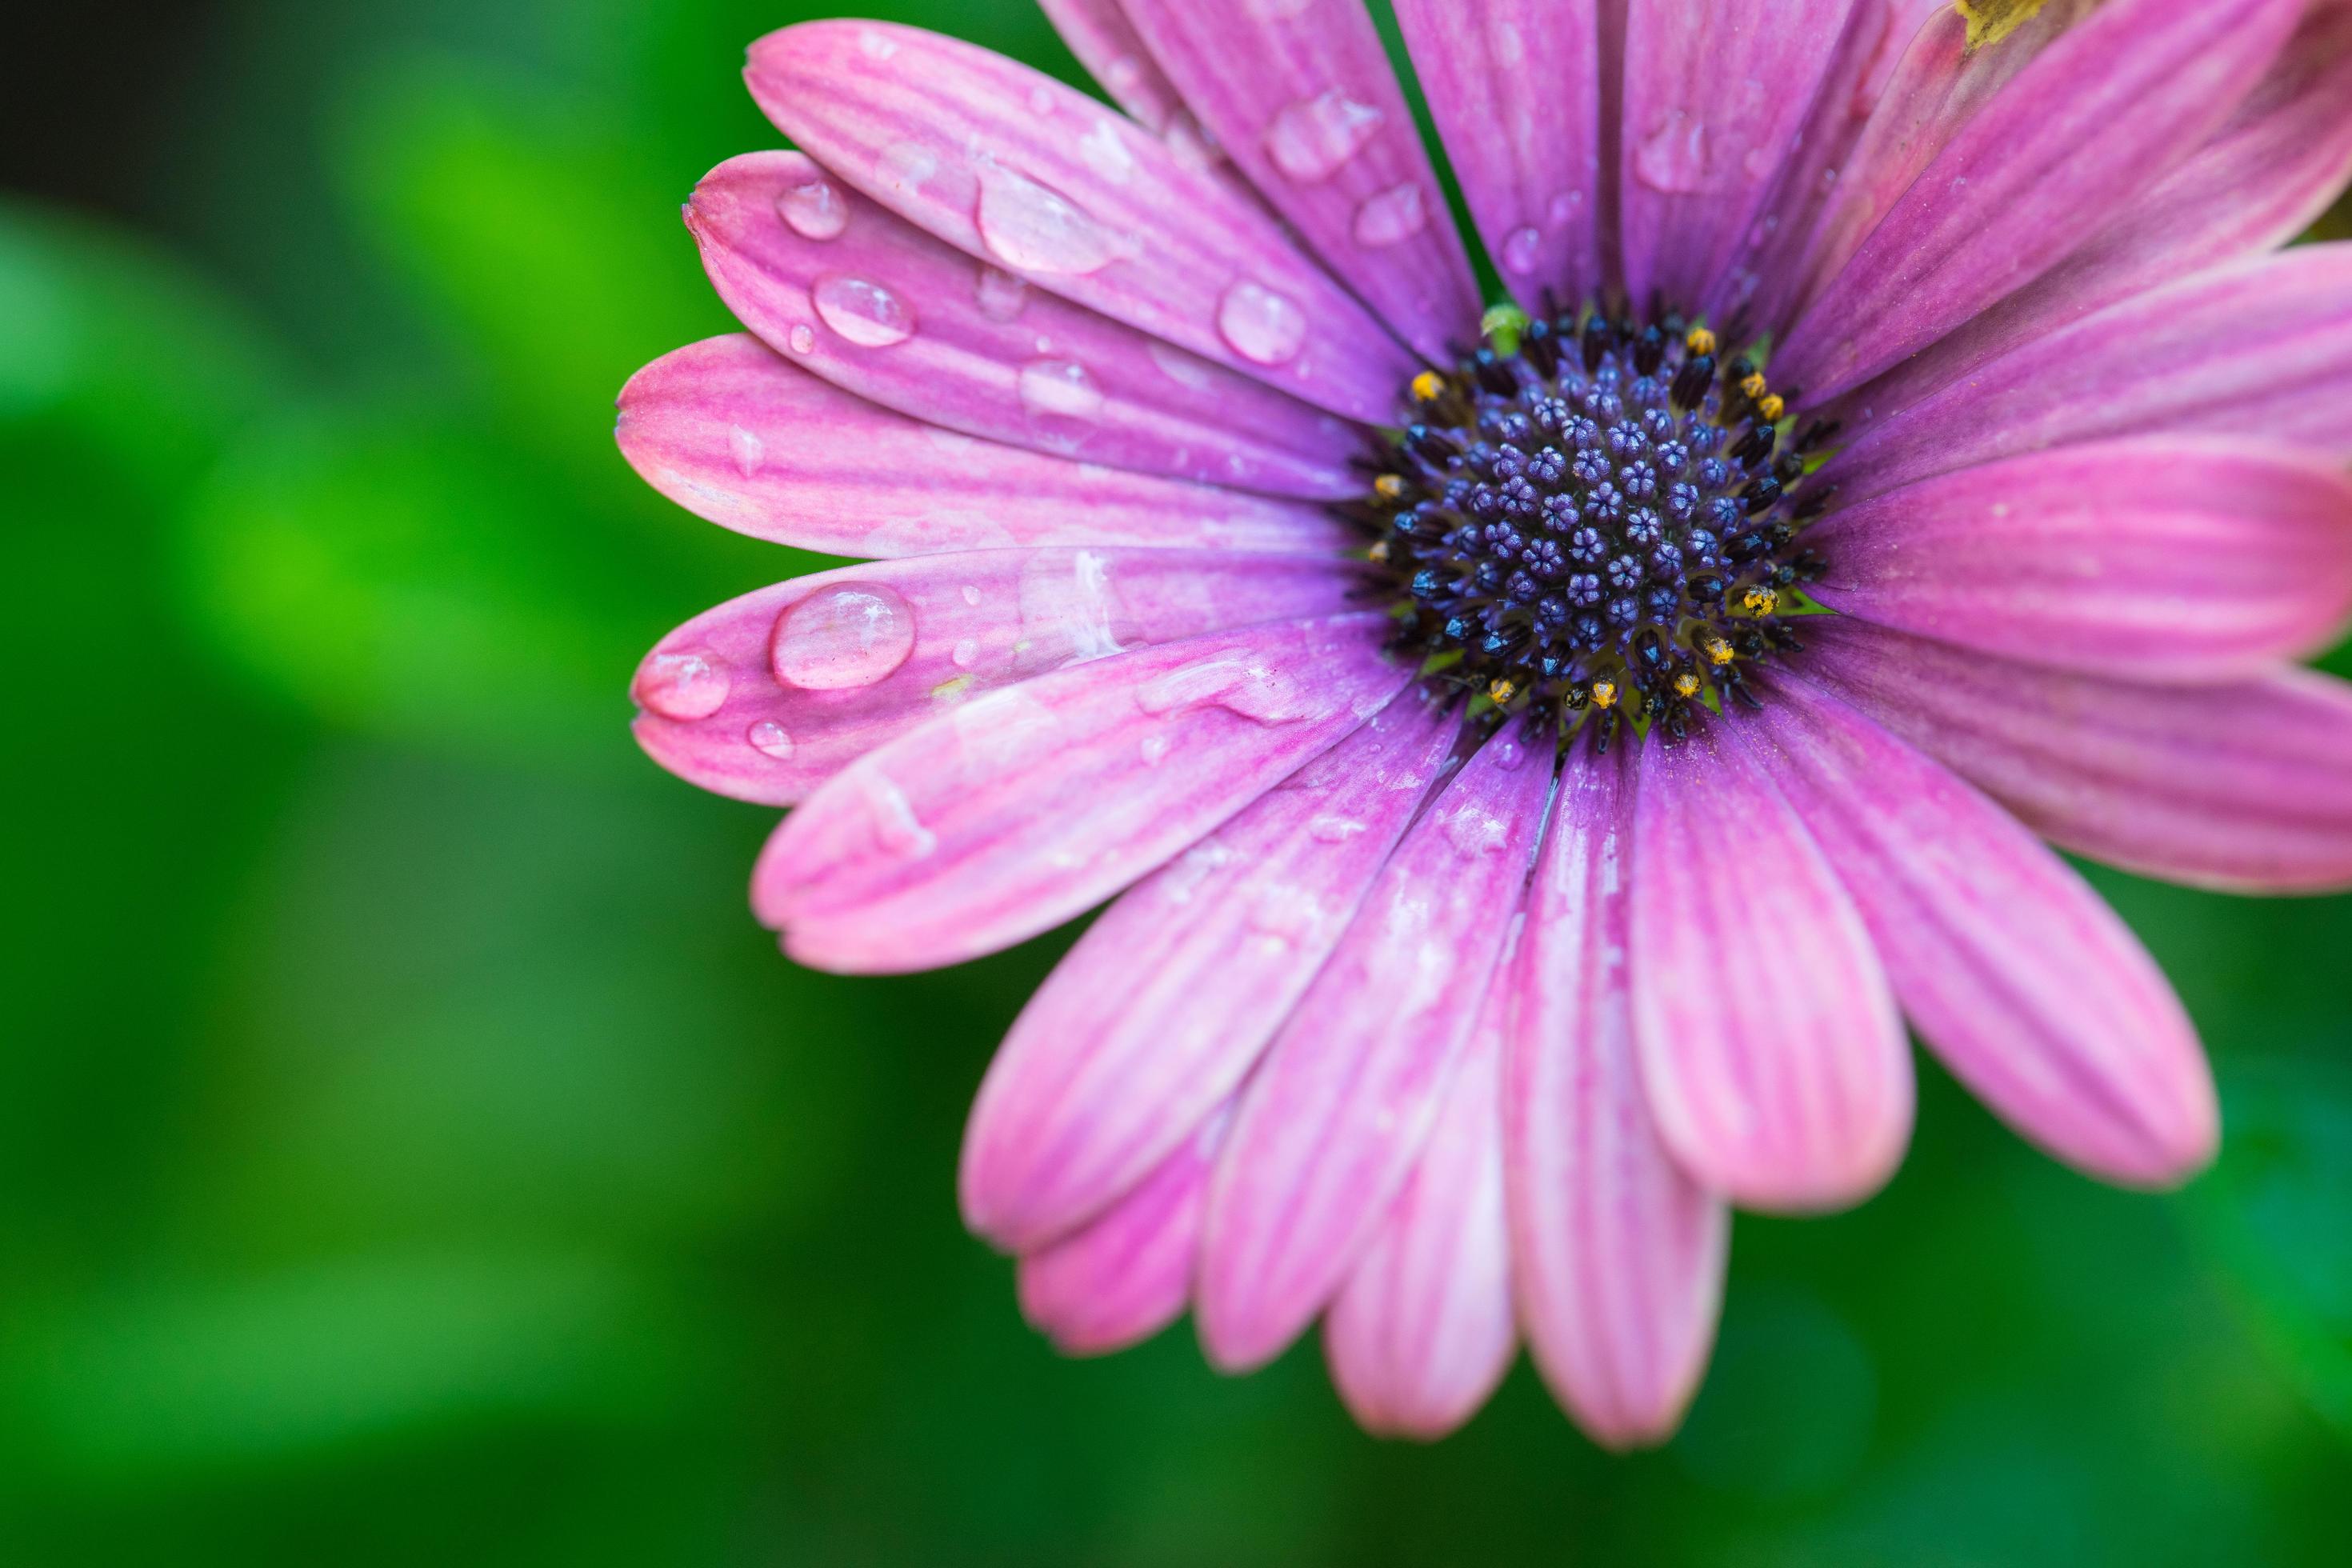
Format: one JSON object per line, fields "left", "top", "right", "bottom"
{"left": 1673, "top": 1284, "right": 1878, "bottom": 1502}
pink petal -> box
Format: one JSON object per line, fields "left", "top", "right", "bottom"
{"left": 1806, "top": 438, "right": 2352, "bottom": 685}
{"left": 1016, "top": 1104, "right": 1229, "bottom": 1356}
{"left": 1825, "top": 246, "right": 2352, "bottom": 508}
{"left": 1800, "top": 618, "right": 2352, "bottom": 894}
{"left": 1196, "top": 723, "right": 1553, "bottom": 1371}
{"left": 1617, "top": 0, "right": 1859, "bottom": 318}
{"left": 1630, "top": 721, "right": 1911, "bottom": 1213}
{"left": 1750, "top": 672, "right": 2218, "bottom": 1186}
{"left": 959, "top": 686, "right": 1461, "bottom": 1252}
{"left": 1324, "top": 962, "right": 1516, "bottom": 1442}
{"left": 686, "top": 151, "right": 1362, "bottom": 497}
{"left": 1842, "top": 0, "right": 2352, "bottom": 422}
{"left": 1394, "top": 0, "right": 1602, "bottom": 305}
{"left": 754, "top": 612, "right": 1410, "bottom": 973}
{"left": 1036, "top": 0, "right": 1186, "bottom": 130}
{"left": 1507, "top": 740, "right": 1726, "bottom": 1450}
{"left": 1115, "top": 1, "right": 1480, "bottom": 366}
{"left": 1776, "top": 0, "right": 2303, "bottom": 401}
{"left": 632, "top": 547, "right": 1369, "bottom": 808}
{"left": 744, "top": 22, "right": 1420, "bottom": 424}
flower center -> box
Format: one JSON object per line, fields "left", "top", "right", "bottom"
{"left": 1359, "top": 311, "right": 1833, "bottom": 750}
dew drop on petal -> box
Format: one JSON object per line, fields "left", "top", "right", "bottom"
{"left": 1134, "top": 653, "right": 1314, "bottom": 724}
{"left": 1078, "top": 118, "right": 1138, "bottom": 186}
{"left": 1309, "top": 814, "right": 1367, "bottom": 842}
{"left": 1634, "top": 116, "right": 1714, "bottom": 195}
{"left": 1264, "top": 90, "right": 1385, "bottom": 183}
{"left": 748, "top": 720, "right": 797, "bottom": 760}
{"left": 1216, "top": 281, "right": 1307, "bottom": 366}
{"left": 950, "top": 638, "right": 980, "bottom": 670}
{"left": 637, "top": 651, "right": 730, "bottom": 720}
{"left": 1500, "top": 226, "right": 1543, "bottom": 277}
{"left": 1148, "top": 338, "right": 1217, "bottom": 389}
{"left": 1246, "top": 0, "right": 1316, "bottom": 22}
{"left": 1351, "top": 183, "right": 1426, "bottom": 248}
{"left": 1139, "top": 733, "right": 1170, "bottom": 767}
{"left": 1442, "top": 803, "right": 1511, "bottom": 856}
{"left": 974, "top": 265, "right": 1029, "bottom": 322}
{"left": 771, "top": 583, "right": 917, "bottom": 690}
{"left": 776, "top": 174, "right": 848, "bottom": 240}
{"left": 863, "top": 773, "right": 938, "bottom": 859}
{"left": 1018, "top": 359, "right": 1106, "bottom": 427}
{"left": 787, "top": 323, "right": 816, "bottom": 354}
{"left": 728, "top": 426, "right": 766, "bottom": 478}
{"left": 1104, "top": 55, "right": 1145, "bottom": 96}
{"left": 877, "top": 139, "right": 939, "bottom": 196}
{"left": 974, "top": 163, "right": 1133, "bottom": 274}
{"left": 857, "top": 27, "right": 898, "bottom": 60}
{"left": 811, "top": 276, "right": 914, "bottom": 348}
{"left": 1162, "top": 110, "right": 1225, "bottom": 173}
{"left": 960, "top": 583, "right": 982, "bottom": 607}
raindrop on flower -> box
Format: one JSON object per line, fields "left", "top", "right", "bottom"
{"left": 877, "top": 138, "right": 938, "bottom": 195}
{"left": 1018, "top": 359, "right": 1106, "bottom": 427}
{"left": 747, "top": 720, "right": 797, "bottom": 760}
{"left": 775, "top": 174, "right": 848, "bottom": 240}
{"left": 974, "top": 163, "right": 1134, "bottom": 274}
{"left": 637, "top": 651, "right": 730, "bottom": 720}
{"left": 1501, "top": 226, "right": 1543, "bottom": 276}
{"left": 772, "top": 583, "right": 918, "bottom": 690}
{"left": 787, "top": 323, "right": 815, "bottom": 354}
{"left": 974, "top": 265, "right": 1029, "bottom": 322}
{"left": 811, "top": 275, "right": 915, "bottom": 348}
{"left": 728, "top": 426, "right": 766, "bottom": 478}
{"left": 1217, "top": 281, "right": 1307, "bottom": 366}
{"left": 1351, "top": 183, "right": 1426, "bottom": 248}
{"left": 1264, "top": 90, "right": 1384, "bottom": 182}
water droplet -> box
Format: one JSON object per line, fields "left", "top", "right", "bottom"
{"left": 1310, "top": 814, "right": 1367, "bottom": 842}
{"left": 748, "top": 720, "right": 796, "bottom": 760}
{"left": 960, "top": 584, "right": 982, "bottom": 607}
{"left": 974, "top": 265, "right": 1028, "bottom": 322}
{"left": 1442, "top": 803, "right": 1511, "bottom": 856}
{"left": 728, "top": 426, "right": 766, "bottom": 478}
{"left": 1162, "top": 110, "right": 1225, "bottom": 173}
{"left": 1246, "top": 0, "right": 1316, "bottom": 20}
{"left": 1216, "top": 281, "right": 1307, "bottom": 366}
{"left": 1493, "top": 18, "right": 1527, "bottom": 66}
{"left": 1019, "top": 548, "right": 1130, "bottom": 664}
{"left": 637, "top": 651, "right": 730, "bottom": 720}
{"left": 863, "top": 773, "right": 937, "bottom": 859}
{"left": 1078, "top": 118, "right": 1138, "bottom": 186}
{"left": 1018, "top": 359, "right": 1105, "bottom": 427}
{"left": 974, "top": 162, "right": 1134, "bottom": 274}
{"left": 950, "top": 638, "right": 980, "bottom": 670}
{"left": 1028, "top": 85, "right": 1057, "bottom": 115}
{"left": 1501, "top": 226, "right": 1543, "bottom": 276}
{"left": 1148, "top": 338, "right": 1216, "bottom": 390}
{"left": 1134, "top": 653, "right": 1315, "bottom": 724}
{"left": 1139, "top": 733, "right": 1170, "bottom": 767}
{"left": 1547, "top": 190, "right": 1584, "bottom": 223}
{"left": 858, "top": 27, "right": 898, "bottom": 60}
{"left": 776, "top": 174, "right": 848, "bottom": 240}
{"left": 787, "top": 323, "right": 816, "bottom": 354}
{"left": 1634, "top": 114, "right": 1741, "bottom": 195}
{"left": 772, "top": 583, "right": 917, "bottom": 690}
{"left": 1104, "top": 55, "right": 1145, "bottom": 95}
{"left": 1351, "top": 183, "right": 1426, "bottom": 248}
{"left": 811, "top": 275, "right": 914, "bottom": 348}
{"left": 1264, "top": 90, "right": 1384, "bottom": 183}
{"left": 877, "top": 139, "right": 938, "bottom": 196}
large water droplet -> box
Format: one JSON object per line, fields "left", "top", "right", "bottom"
{"left": 1264, "top": 90, "right": 1384, "bottom": 183}
{"left": 1148, "top": 338, "right": 1216, "bottom": 390}
{"left": 728, "top": 426, "right": 766, "bottom": 478}
{"left": 772, "top": 583, "right": 917, "bottom": 690}
{"left": 1019, "top": 548, "right": 1130, "bottom": 665}
{"left": 863, "top": 773, "right": 938, "bottom": 859}
{"left": 1500, "top": 226, "right": 1543, "bottom": 276}
{"left": 1442, "top": 803, "right": 1511, "bottom": 857}
{"left": 877, "top": 139, "right": 938, "bottom": 196}
{"left": 974, "top": 265, "right": 1028, "bottom": 322}
{"left": 1351, "top": 183, "right": 1426, "bottom": 248}
{"left": 1078, "top": 118, "right": 1138, "bottom": 186}
{"left": 776, "top": 174, "right": 849, "bottom": 240}
{"left": 1633, "top": 114, "right": 1746, "bottom": 195}
{"left": 637, "top": 651, "right": 730, "bottom": 720}
{"left": 1018, "top": 359, "right": 1105, "bottom": 428}
{"left": 1216, "top": 281, "right": 1307, "bottom": 366}
{"left": 811, "top": 275, "right": 914, "bottom": 348}
{"left": 974, "top": 163, "right": 1134, "bottom": 274}
{"left": 748, "top": 720, "right": 797, "bottom": 760}
{"left": 1134, "top": 653, "right": 1315, "bottom": 724}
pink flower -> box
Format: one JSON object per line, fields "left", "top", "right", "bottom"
{"left": 620, "top": 1, "right": 2352, "bottom": 1444}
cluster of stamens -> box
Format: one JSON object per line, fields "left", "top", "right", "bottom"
{"left": 1353, "top": 310, "right": 1838, "bottom": 750}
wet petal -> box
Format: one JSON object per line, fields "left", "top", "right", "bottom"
{"left": 754, "top": 612, "right": 1409, "bottom": 973}
{"left": 1777, "top": 0, "right": 2303, "bottom": 400}
{"left": 686, "top": 151, "right": 1362, "bottom": 497}
{"left": 745, "top": 21, "right": 1418, "bottom": 423}
{"left": 1118, "top": 0, "right": 1480, "bottom": 364}
{"left": 632, "top": 547, "right": 1369, "bottom": 808}
{"left": 1394, "top": 0, "right": 1603, "bottom": 305}
{"left": 1036, "top": 0, "right": 1186, "bottom": 130}
{"left": 1806, "top": 438, "right": 2352, "bottom": 684}
{"left": 1509, "top": 741, "right": 1727, "bottom": 1449}
{"left": 1801, "top": 618, "right": 2352, "bottom": 894}
{"left": 1618, "top": 0, "right": 1859, "bottom": 317}
{"left": 1016, "top": 1105, "right": 1228, "bottom": 1356}
{"left": 959, "top": 689, "right": 1460, "bottom": 1252}
{"left": 1752, "top": 673, "right": 2218, "bottom": 1186}
{"left": 1196, "top": 725, "right": 1552, "bottom": 1371}
{"left": 1324, "top": 965, "right": 1515, "bottom": 1442}
{"left": 1630, "top": 720, "right": 1911, "bottom": 1212}
{"left": 1826, "top": 246, "right": 2352, "bottom": 507}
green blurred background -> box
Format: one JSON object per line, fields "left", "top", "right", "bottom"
{"left": 4, "top": 2, "right": 2350, "bottom": 1562}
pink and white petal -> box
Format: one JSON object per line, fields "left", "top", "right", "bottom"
{"left": 1630, "top": 720, "right": 1911, "bottom": 1213}
{"left": 618, "top": 336, "right": 1355, "bottom": 554}
{"left": 1036, "top": 0, "right": 1186, "bottom": 130}
{"left": 1826, "top": 246, "right": 2352, "bottom": 507}
{"left": 756, "top": 612, "right": 1409, "bottom": 973}
{"left": 633, "top": 548, "right": 1369, "bottom": 809}
{"left": 687, "top": 152, "right": 1361, "bottom": 497}
{"left": 1842, "top": 0, "right": 2352, "bottom": 423}
{"left": 1325, "top": 966, "right": 1516, "bottom": 1442}
{"left": 1799, "top": 618, "right": 2352, "bottom": 894}
{"left": 1750, "top": 673, "right": 2218, "bottom": 1186}
{"left": 1394, "top": 0, "right": 1602, "bottom": 304}
{"left": 1117, "top": 0, "right": 1479, "bottom": 365}
{"left": 1016, "top": 1104, "right": 1230, "bottom": 1356}
{"left": 961, "top": 687, "right": 1460, "bottom": 1252}
{"left": 1196, "top": 725, "right": 1553, "bottom": 1371}
{"left": 746, "top": 22, "right": 1419, "bottom": 423}
{"left": 1617, "top": 0, "right": 1859, "bottom": 318}
{"left": 1806, "top": 438, "right": 2352, "bottom": 684}
{"left": 1510, "top": 741, "right": 1727, "bottom": 1449}
{"left": 1776, "top": 0, "right": 2303, "bottom": 402}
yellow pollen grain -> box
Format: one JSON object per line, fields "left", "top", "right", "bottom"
{"left": 1487, "top": 678, "right": 1517, "bottom": 705}
{"left": 1743, "top": 586, "right": 1780, "bottom": 616}
{"left": 1368, "top": 540, "right": 1391, "bottom": 564}
{"left": 1673, "top": 672, "right": 1702, "bottom": 699}
{"left": 1739, "top": 372, "right": 1769, "bottom": 402}
{"left": 1757, "top": 394, "right": 1786, "bottom": 422}
{"left": 1957, "top": 0, "right": 2049, "bottom": 52}
{"left": 1374, "top": 474, "right": 1407, "bottom": 502}
{"left": 1590, "top": 679, "right": 1619, "bottom": 709}
{"left": 1685, "top": 326, "right": 1718, "bottom": 357}
{"left": 1702, "top": 635, "right": 1736, "bottom": 666}
{"left": 1410, "top": 370, "right": 1446, "bottom": 402}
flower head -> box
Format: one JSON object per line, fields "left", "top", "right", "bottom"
{"left": 622, "top": 0, "right": 2352, "bottom": 1444}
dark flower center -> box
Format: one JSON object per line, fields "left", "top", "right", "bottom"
{"left": 1356, "top": 310, "right": 1834, "bottom": 750}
